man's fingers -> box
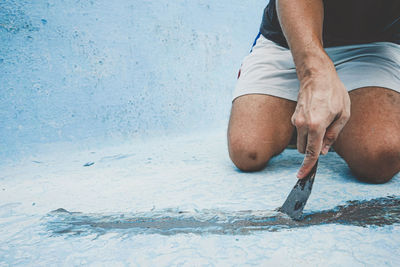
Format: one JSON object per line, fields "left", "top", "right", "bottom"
{"left": 296, "top": 127, "right": 307, "bottom": 154}
{"left": 297, "top": 128, "right": 324, "bottom": 179}
{"left": 292, "top": 113, "right": 307, "bottom": 154}
{"left": 321, "top": 114, "right": 350, "bottom": 154}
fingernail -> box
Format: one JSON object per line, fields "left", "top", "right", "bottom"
{"left": 297, "top": 170, "right": 303, "bottom": 178}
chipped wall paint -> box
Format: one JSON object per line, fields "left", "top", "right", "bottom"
{"left": 0, "top": 0, "right": 266, "bottom": 158}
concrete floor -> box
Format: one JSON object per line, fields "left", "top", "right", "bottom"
{"left": 1, "top": 131, "right": 399, "bottom": 266}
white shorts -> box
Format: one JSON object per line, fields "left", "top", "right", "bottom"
{"left": 232, "top": 33, "right": 400, "bottom": 102}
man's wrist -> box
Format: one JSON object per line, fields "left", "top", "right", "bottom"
{"left": 295, "top": 51, "right": 335, "bottom": 81}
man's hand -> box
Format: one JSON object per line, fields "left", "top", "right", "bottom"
{"left": 276, "top": 0, "right": 351, "bottom": 178}
{"left": 293, "top": 61, "right": 351, "bottom": 178}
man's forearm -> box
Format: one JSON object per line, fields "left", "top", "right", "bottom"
{"left": 276, "top": 0, "right": 334, "bottom": 80}
{"left": 276, "top": 0, "right": 351, "bottom": 178}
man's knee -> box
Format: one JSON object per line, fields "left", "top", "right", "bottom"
{"left": 349, "top": 145, "right": 400, "bottom": 184}
{"left": 228, "top": 135, "right": 276, "bottom": 172}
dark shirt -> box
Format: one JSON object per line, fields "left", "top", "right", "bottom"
{"left": 260, "top": 0, "right": 400, "bottom": 48}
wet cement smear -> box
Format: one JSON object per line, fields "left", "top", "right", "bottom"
{"left": 45, "top": 196, "right": 400, "bottom": 237}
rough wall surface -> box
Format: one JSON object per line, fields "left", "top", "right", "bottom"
{"left": 0, "top": 0, "right": 265, "bottom": 157}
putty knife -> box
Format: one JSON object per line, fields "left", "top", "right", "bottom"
{"left": 279, "top": 160, "right": 318, "bottom": 220}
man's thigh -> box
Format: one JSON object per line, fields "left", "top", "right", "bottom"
{"left": 333, "top": 86, "right": 400, "bottom": 182}
{"left": 227, "top": 94, "right": 296, "bottom": 171}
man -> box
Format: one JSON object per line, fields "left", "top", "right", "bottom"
{"left": 227, "top": 0, "right": 400, "bottom": 183}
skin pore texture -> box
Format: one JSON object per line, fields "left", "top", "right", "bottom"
{"left": 227, "top": 0, "right": 400, "bottom": 183}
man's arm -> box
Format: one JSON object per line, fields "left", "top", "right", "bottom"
{"left": 276, "top": 0, "right": 351, "bottom": 178}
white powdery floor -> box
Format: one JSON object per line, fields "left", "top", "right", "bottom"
{"left": 1, "top": 131, "right": 399, "bottom": 266}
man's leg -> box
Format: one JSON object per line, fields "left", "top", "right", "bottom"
{"left": 333, "top": 87, "right": 400, "bottom": 183}
{"left": 227, "top": 94, "right": 297, "bottom": 172}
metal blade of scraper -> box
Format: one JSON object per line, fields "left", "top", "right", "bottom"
{"left": 279, "top": 160, "right": 318, "bottom": 220}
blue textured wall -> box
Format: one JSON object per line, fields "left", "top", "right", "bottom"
{"left": 0, "top": 0, "right": 266, "bottom": 157}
